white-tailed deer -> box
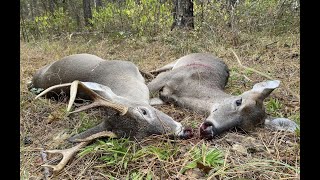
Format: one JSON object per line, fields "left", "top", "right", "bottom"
{"left": 29, "top": 53, "right": 193, "bottom": 172}
{"left": 148, "top": 53, "right": 299, "bottom": 140}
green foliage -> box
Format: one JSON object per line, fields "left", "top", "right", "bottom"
{"left": 133, "top": 142, "right": 179, "bottom": 161}
{"left": 181, "top": 143, "right": 224, "bottom": 174}
{"left": 79, "top": 138, "right": 178, "bottom": 178}
{"left": 127, "top": 171, "right": 152, "bottom": 180}
{"left": 77, "top": 112, "right": 100, "bottom": 133}
{"left": 89, "top": 0, "right": 172, "bottom": 36}
{"left": 265, "top": 98, "right": 284, "bottom": 117}
{"left": 79, "top": 138, "right": 178, "bottom": 167}
{"left": 79, "top": 138, "right": 131, "bottom": 169}
{"left": 23, "top": 7, "right": 76, "bottom": 39}
{"left": 193, "top": 0, "right": 299, "bottom": 38}
{"left": 288, "top": 111, "right": 300, "bottom": 124}
{"left": 123, "top": 170, "right": 153, "bottom": 180}
{"left": 80, "top": 137, "right": 180, "bottom": 167}
{"left": 21, "top": 0, "right": 299, "bottom": 41}
{"left": 288, "top": 111, "right": 300, "bottom": 136}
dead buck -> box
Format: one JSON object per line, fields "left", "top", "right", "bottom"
{"left": 148, "top": 53, "right": 298, "bottom": 140}
{"left": 29, "top": 53, "right": 193, "bottom": 173}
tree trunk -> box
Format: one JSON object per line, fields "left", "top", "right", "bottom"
{"left": 67, "top": 0, "right": 81, "bottom": 31}
{"left": 171, "top": 0, "right": 194, "bottom": 30}
{"left": 30, "top": 0, "right": 35, "bottom": 19}
{"left": 20, "top": 9, "right": 29, "bottom": 42}
{"left": 48, "top": 0, "right": 55, "bottom": 13}
{"left": 83, "top": 0, "right": 93, "bottom": 26}
{"left": 200, "top": 0, "right": 204, "bottom": 23}
{"left": 94, "top": 0, "right": 103, "bottom": 11}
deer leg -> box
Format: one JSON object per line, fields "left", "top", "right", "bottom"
{"left": 149, "top": 60, "right": 178, "bottom": 74}
{"left": 147, "top": 71, "right": 172, "bottom": 94}
{"left": 149, "top": 97, "right": 165, "bottom": 105}
{"left": 264, "top": 117, "right": 299, "bottom": 132}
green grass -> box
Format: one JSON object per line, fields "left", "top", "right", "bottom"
{"left": 78, "top": 138, "right": 225, "bottom": 178}
{"left": 79, "top": 138, "right": 131, "bottom": 168}
{"left": 288, "top": 111, "right": 300, "bottom": 125}
{"left": 76, "top": 112, "right": 101, "bottom": 133}
{"left": 79, "top": 138, "right": 181, "bottom": 168}
{"left": 127, "top": 171, "right": 153, "bottom": 180}
{"left": 181, "top": 142, "right": 224, "bottom": 174}
{"left": 265, "top": 98, "right": 284, "bottom": 117}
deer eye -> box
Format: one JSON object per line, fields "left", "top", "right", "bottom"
{"left": 142, "top": 109, "right": 147, "bottom": 115}
{"left": 140, "top": 108, "right": 148, "bottom": 115}
{"left": 236, "top": 98, "right": 242, "bottom": 106}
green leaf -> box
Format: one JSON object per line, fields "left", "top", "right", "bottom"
{"left": 181, "top": 161, "right": 198, "bottom": 173}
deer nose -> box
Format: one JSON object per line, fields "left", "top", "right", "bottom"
{"left": 179, "top": 127, "right": 194, "bottom": 139}
{"left": 200, "top": 121, "right": 215, "bottom": 140}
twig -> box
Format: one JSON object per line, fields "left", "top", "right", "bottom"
{"left": 230, "top": 49, "right": 273, "bottom": 79}
{"left": 230, "top": 49, "right": 300, "bottom": 101}
{"left": 265, "top": 41, "right": 278, "bottom": 48}
{"left": 232, "top": 71, "right": 252, "bottom": 82}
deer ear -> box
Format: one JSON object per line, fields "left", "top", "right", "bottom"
{"left": 251, "top": 80, "right": 280, "bottom": 100}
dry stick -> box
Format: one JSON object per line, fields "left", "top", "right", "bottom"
{"left": 230, "top": 49, "right": 300, "bottom": 101}
{"left": 265, "top": 41, "right": 278, "bottom": 48}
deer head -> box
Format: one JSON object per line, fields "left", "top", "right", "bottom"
{"left": 200, "top": 80, "right": 280, "bottom": 140}
{"left": 36, "top": 80, "right": 193, "bottom": 141}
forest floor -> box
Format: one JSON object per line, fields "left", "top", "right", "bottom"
{"left": 20, "top": 31, "right": 300, "bottom": 179}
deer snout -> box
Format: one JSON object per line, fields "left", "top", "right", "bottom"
{"left": 179, "top": 127, "right": 194, "bottom": 139}
{"left": 199, "top": 121, "right": 216, "bottom": 140}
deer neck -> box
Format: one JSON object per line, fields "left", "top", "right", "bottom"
{"left": 205, "top": 88, "right": 234, "bottom": 110}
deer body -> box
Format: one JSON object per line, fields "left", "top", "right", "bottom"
{"left": 31, "top": 54, "right": 148, "bottom": 103}
{"left": 149, "top": 53, "right": 231, "bottom": 114}
{"left": 30, "top": 54, "right": 192, "bottom": 141}
{"left": 148, "top": 53, "right": 295, "bottom": 140}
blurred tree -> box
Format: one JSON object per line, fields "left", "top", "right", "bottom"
{"left": 83, "top": 0, "right": 93, "bottom": 26}
{"left": 94, "top": 0, "right": 103, "bottom": 11}
{"left": 67, "top": 0, "right": 81, "bottom": 31}
{"left": 171, "top": 0, "right": 194, "bottom": 30}
{"left": 48, "top": 0, "right": 56, "bottom": 13}
{"left": 30, "top": 0, "right": 38, "bottom": 19}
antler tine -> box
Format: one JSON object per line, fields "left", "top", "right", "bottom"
{"left": 35, "top": 83, "right": 72, "bottom": 100}
{"left": 71, "top": 130, "right": 117, "bottom": 142}
{"left": 41, "top": 131, "right": 117, "bottom": 173}
{"left": 34, "top": 80, "right": 128, "bottom": 115}
{"left": 42, "top": 141, "right": 90, "bottom": 173}
{"left": 67, "top": 80, "right": 81, "bottom": 111}
{"left": 68, "top": 81, "right": 128, "bottom": 115}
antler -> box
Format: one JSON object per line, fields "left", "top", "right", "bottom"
{"left": 41, "top": 131, "right": 117, "bottom": 173}
{"left": 35, "top": 80, "right": 128, "bottom": 115}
